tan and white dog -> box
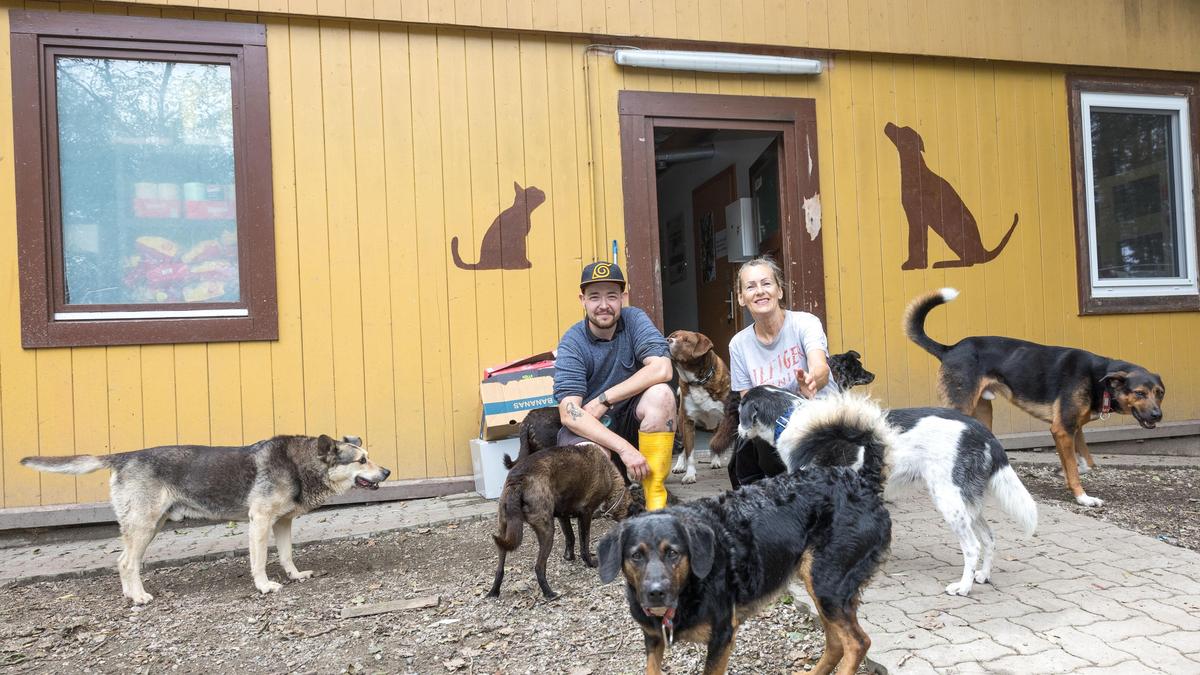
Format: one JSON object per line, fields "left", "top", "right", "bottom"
{"left": 22, "top": 434, "right": 389, "bottom": 604}
{"left": 666, "top": 330, "right": 734, "bottom": 483}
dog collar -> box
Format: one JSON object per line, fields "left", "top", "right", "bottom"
{"left": 1100, "top": 390, "right": 1113, "bottom": 419}
{"left": 774, "top": 409, "right": 795, "bottom": 444}
{"left": 694, "top": 361, "right": 716, "bottom": 386}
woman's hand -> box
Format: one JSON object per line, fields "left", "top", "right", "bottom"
{"left": 796, "top": 368, "right": 818, "bottom": 398}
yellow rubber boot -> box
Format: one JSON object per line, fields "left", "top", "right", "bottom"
{"left": 638, "top": 431, "right": 675, "bottom": 511}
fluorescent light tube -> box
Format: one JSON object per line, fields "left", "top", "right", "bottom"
{"left": 612, "top": 49, "right": 822, "bottom": 75}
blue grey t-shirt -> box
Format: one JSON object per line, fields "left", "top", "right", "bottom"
{"left": 553, "top": 306, "right": 669, "bottom": 404}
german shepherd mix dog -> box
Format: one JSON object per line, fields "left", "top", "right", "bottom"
{"left": 906, "top": 288, "right": 1166, "bottom": 507}
{"left": 598, "top": 395, "right": 893, "bottom": 675}
{"left": 489, "top": 443, "right": 638, "bottom": 600}
{"left": 739, "top": 388, "right": 1037, "bottom": 596}
{"left": 21, "top": 435, "right": 389, "bottom": 604}
{"left": 666, "top": 330, "right": 735, "bottom": 484}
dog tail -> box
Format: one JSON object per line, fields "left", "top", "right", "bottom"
{"left": 988, "top": 463, "right": 1038, "bottom": 537}
{"left": 492, "top": 486, "right": 525, "bottom": 552}
{"left": 904, "top": 288, "right": 957, "bottom": 359}
{"left": 983, "top": 213, "right": 1020, "bottom": 262}
{"left": 20, "top": 454, "right": 108, "bottom": 474}
{"left": 777, "top": 393, "right": 898, "bottom": 489}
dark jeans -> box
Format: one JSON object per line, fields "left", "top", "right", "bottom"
{"left": 727, "top": 436, "right": 787, "bottom": 489}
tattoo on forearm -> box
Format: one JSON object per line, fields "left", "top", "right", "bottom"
{"left": 666, "top": 419, "right": 674, "bottom": 431}
{"left": 566, "top": 403, "right": 583, "bottom": 421}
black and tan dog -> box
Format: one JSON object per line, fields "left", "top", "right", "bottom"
{"left": 906, "top": 288, "right": 1165, "bottom": 507}
{"left": 598, "top": 397, "right": 893, "bottom": 675}
{"left": 489, "top": 443, "right": 637, "bottom": 599}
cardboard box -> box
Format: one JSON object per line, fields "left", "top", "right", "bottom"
{"left": 479, "top": 350, "right": 556, "bottom": 440}
{"left": 470, "top": 437, "right": 519, "bottom": 499}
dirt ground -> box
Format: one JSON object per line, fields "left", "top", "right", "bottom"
{"left": 1012, "top": 462, "right": 1200, "bottom": 552}
{"left": 2, "top": 461, "right": 1194, "bottom": 674}
{"left": 0, "top": 518, "right": 833, "bottom": 675}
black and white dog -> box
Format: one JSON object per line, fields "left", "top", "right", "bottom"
{"left": 738, "top": 386, "right": 1037, "bottom": 596}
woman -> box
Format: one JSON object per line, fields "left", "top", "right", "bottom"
{"left": 726, "top": 255, "right": 835, "bottom": 486}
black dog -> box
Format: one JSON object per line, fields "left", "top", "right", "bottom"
{"left": 598, "top": 400, "right": 893, "bottom": 675}
{"left": 906, "top": 288, "right": 1165, "bottom": 507}
{"left": 827, "top": 350, "right": 876, "bottom": 391}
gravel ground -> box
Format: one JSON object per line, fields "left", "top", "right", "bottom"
{"left": 0, "top": 518, "right": 834, "bottom": 674}
{"left": 1012, "top": 462, "right": 1200, "bottom": 551}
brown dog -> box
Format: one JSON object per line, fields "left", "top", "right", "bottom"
{"left": 906, "top": 288, "right": 1165, "bottom": 507}
{"left": 666, "top": 330, "right": 734, "bottom": 484}
{"left": 488, "top": 443, "right": 637, "bottom": 599}
{"left": 884, "top": 122, "right": 1019, "bottom": 270}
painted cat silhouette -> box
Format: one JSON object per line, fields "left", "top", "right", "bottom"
{"left": 451, "top": 182, "right": 546, "bottom": 270}
{"left": 884, "top": 123, "right": 1018, "bottom": 270}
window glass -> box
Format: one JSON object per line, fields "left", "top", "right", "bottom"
{"left": 1089, "top": 109, "right": 1181, "bottom": 280}
{"left": 56, "top": 57, "right": 239, "bottom": 305}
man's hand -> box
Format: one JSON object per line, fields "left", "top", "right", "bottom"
{"left": 619, "top": 447, "right": 649, "bottom": 481}
{"left": 796, "top": 368, "right": 818, "bottom": 398}
{"left": 583, "top": 397, "right": 608, "bottom": 420}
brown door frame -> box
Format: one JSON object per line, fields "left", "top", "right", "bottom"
{"left": 618, "top": 90, "right": 825, "bottom": 329}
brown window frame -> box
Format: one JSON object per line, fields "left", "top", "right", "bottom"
{"left": 10, "top": 11, "right": 277, "bottom": 347}
{"left": 1068, "top": 74, "right": 1200, "bottom": 315}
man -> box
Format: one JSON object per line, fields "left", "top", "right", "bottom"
{"left": 552, "top": 262, "right": 676, "bottom": 510}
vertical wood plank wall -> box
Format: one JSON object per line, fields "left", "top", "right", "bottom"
{"left": 0, "top": 2, "right": 1197, "bottom": 507}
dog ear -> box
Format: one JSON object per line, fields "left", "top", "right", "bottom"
{"left": 317, "top": 435, "right": 339, "bottom": 460}
{"left": 694, "top": 333, "right": 713, "bottom": 356}
{"left": 848, "top": 350, "right": 861, "bottom": 360}
{"left": 342, "top": 435, "right": 363, "bottom": 447}
{"left": 684, "top": 520, "right": 716, "bottom": 580}
{"left": 597, "top": 526, "right": 625, "bottom": 584}
{"left": 1101, "top": 371, "right": 1130, "bottom": 390}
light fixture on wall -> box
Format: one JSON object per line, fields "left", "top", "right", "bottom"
{"left": 612, "top": 49, "right": 822, "bottom": 75}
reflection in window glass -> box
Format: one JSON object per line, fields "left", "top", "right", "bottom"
{"left": 56, "top": 57, "right": 240, "bottom": 305}
{"left": 1089, "top": 109, "right": 1181, "bottom": 280}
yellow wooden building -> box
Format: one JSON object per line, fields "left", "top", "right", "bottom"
{"left": 1, "top": 0, "right": 1198, "bottom": 519}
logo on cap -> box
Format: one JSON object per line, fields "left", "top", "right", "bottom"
{"left": 591, "top": 263, "right": 612, "bottom": 279}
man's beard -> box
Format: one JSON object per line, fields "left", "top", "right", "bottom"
{"left": 587, "top": 311, "right": 617, "bottom": 330}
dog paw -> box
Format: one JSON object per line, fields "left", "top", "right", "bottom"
{"left": 671, "top": 456, "right": 688, "bottom": 473}
{"left": 288, "top": 570, "right": 314, "bottom": 581}
{"left": 562, "top": 550, "right": 575, "bottom": 561}
{"left": 681, "top": 469, "right": 697, "bottom": 484}
{"left": 257, "top": 580, "right": 283, "bottom": 594}
{"left": 127, "top": 591, "right": 154, "bottom": 605}
{"left": 944, "top": 581, "right": 973, "bottom": 596}
{"left": 582, "top": 555, "right": 598, "bottom": 568}
{"left": 709, "top": 454, "right": 725, "bottom": 469}
{"left": 974, "top": 571, "right": 991, "bottom": 584}
{"left": 1075, "top": 494, "right": 1104, "bottom": 508}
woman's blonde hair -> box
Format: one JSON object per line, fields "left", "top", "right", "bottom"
{"left": 736, "top": 256, "right": 784, "bottom": 296}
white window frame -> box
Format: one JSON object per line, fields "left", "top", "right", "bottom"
{"left": 1080, "top": 91, "right": 1199, "bottom": 299}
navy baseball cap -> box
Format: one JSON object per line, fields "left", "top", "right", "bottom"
{"left": 580, "top": 261, "right": 626, "bottom": 290}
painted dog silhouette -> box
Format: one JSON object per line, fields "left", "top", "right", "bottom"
{"left": 885, "top": 123, "right": 1018, "bottom": 270}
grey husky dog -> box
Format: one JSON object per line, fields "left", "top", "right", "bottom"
{"left": 22, "top": 434, "right": 389, "bottom": 604}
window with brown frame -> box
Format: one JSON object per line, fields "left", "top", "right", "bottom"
{"left": 10, "top": 11, "right": 277, "bottom": 347}
{"left": 1068, "top": 75, "right": 1200, "bottom": 315}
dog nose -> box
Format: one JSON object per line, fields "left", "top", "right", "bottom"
{"left": 381, "top": 467, "right": 391, "bottom": 479}
{"left": 645, "top": 585, "right": 667, "bottom": 606}
{"left": 1150, "top": 410, "right": 1162, "bottom": 422}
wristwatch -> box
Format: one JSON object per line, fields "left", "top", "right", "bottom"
{"left": 598, "top": 391, "right": 610, "bottom": 406}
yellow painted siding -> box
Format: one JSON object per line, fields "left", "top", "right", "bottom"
{"left": 1, "top": 4, "right": 1198, "bottom": 509}
{"left": 105, "top": 0, "right": 1200, "bottom": 73}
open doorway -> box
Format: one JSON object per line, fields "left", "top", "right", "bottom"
{"left": 655, "top": 128, "right": 783, "bottom": 363}
{"left": 618, "top": 91, "right": 825, "bottom": 356}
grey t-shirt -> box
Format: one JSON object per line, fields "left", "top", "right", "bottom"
{"left": 729, "top": 310, "right": 836, "bottom": 396}
{"left": 553, "top": 306, "right": 669, "bottom": 404}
